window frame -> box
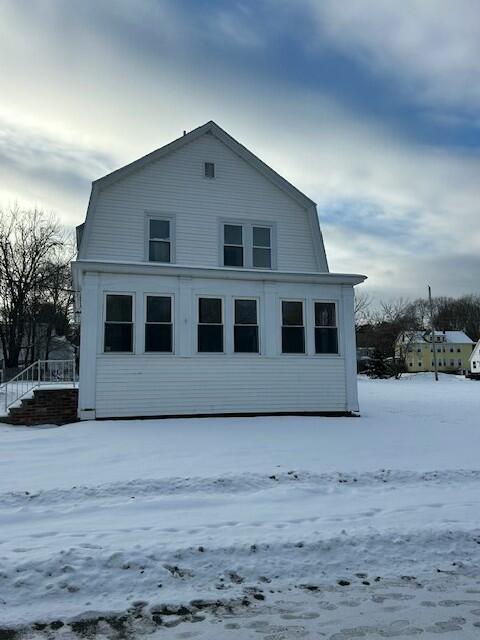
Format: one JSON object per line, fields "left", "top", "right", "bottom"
{"left": 223, "top": 223, "right": 245, "bottom": 268}
{"left": 252, "top": 226, "right": 272, "bottom": 270}
{"left": 233, "top": 297, "right": 260, "bottom": 355}
{"left": 145, "top": 213, "right": 176, "bottom": 264}
{"left": 103, "top": 292, "right": 135, "bottom": 354}
{"left": 197, "top": 295, "right": 225, "bottom": 354}
{"left": 204, "top": 161, "right": 215, "bottom": 179}
{"left": 280, "top": 299, "right": 306, "bottom": 355}
{"left": 219, "top": 219, "right": 276, "bottom": 269}
{"left": 313, "top": 300, "right": 339, "bottom": 356}
{"left": 143, "top": 293, "right": 174, "bottom": 355}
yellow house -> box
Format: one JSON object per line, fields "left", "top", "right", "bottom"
{"left": 396, "top": 330, "right": 475, "bottom": 374}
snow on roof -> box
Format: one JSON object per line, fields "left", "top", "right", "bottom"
{"left": 401, "top": 330, "right": 474, "bottom": 344}
{"left": 438, "top": 331, "right": 474, "bottom": 344}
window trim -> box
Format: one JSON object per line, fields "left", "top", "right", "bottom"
{"left": 280, "top": 299, "right": 306, "bottom": 355}
{"left": 233, "top": 297, "right": 260, "bottom": 355}
{"left": 143, "top": 293, "right": 175, "bottom": 355}
{"left": 103, "top": 292, "right": 135, "bottom": 354}
{"left": 197, "top": 295, "right": 225, "bottom": 354}
{"left": 145, "top": 212, "right": 176, "bottom": 263}
{"left": 313, "top": 300, "right": 340, "bottom": 357}
{"left": 219, "top": 219, "right": 277, "bottom": 269}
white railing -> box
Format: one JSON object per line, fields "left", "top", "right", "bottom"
{"left": 0, "top": 359, "right": 76, "bottom": 413}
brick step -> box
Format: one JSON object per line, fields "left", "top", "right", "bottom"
{"left": 1, "top": 389, "right": 78, "bottom": 426}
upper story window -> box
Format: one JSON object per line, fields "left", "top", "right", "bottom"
{"left": 281, "top": 300, "right": 305, "bottom": 354}
{"left": 224, "top": 225, "right": 244, "bottom": 267}
{"left": 222, "top": 222, "right": 274, "bottom": 269}
{"left": 252, "top": 226, "right": 271, "bottom": 268}
{"left": 104, "top": 294, "right": 133, "bottom": 352}
{"left": 145, "top": 296, "right": 173, "bottom": 352}
{"left": 204, "top": 162, "right": 215, "bottom": 178}
{"left": 198, "top": 297, "right": 224, "bottom": 353}
{"left": 314, "top": 302, "right": 338, "bottom": 354}
{"left": 149, "top": 219, "right": 171, "bottom": 263}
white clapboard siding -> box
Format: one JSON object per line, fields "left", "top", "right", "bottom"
{"left": 85, "top": 135, "right": 318, "bottom": 271}
{"left": 95, "top": 356, "right": 347, "bottom": 417}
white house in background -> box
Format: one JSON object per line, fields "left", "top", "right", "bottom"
{"left": 72, "top": 121, "right": 366, "bottom": 420}
{"left": 470, "top": 339, "right": 480, "bottom": 377}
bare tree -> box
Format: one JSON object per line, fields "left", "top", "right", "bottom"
{"left": 354, "top": 291, "right": 372, "bottom": 329}
{"left": 0, "top": 205, "right": 71, "bottom": 375}
{"left": 432, "top": 295, "right": 480, "bottom": 341}
{"left": 355, "top": 293, "right": 480, "bottom": 379}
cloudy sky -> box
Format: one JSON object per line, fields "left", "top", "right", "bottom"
{"left": 1, "top": 0, "right": 479, "bottom": 300}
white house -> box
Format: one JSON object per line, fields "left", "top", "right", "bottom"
{"left": 72, "top": 121, "right": 366, "bottom": 420}
{"left": 469, "top": 339, "right": 480, "bottom": 377}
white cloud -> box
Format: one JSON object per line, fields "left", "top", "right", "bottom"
{"left": 0, "top": 115, "right": 115, "bottom": 225}
{"left": 302, "top": 0, "right": 480, "bottom": 113}
{"left": 0, "top": 0, "right": 478, "bottom": 300}
{"left": 213, "top": 8, "right": 264, "bottom": 48}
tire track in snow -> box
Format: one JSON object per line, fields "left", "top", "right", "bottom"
{"left": 1, "top": 528, "right": 480, "bottom": 627}
{"left": 2, "top": 468, "right": 480, "bottom": 508}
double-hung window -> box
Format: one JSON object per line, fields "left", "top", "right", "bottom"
{"left": 234, "top": 299, "right": 259, "bottom": 353}
{"left": 314, "top": 302, "right": 338, "bottom": 354}
{"left": 198, "top": 298, "right": 224, "bottom": 352}
{"left": 145, "top": 296, "right": 173, "bottom": 352}
{"left": 222, "top": 222, "right": 274, "bottom": 269}
{"left": 252, "top": 226, "right": 271, "bottom": 268}
{"left": 281, "top": 301, "right": 305, "bottom": 354}
{"left": 104, "top": 294, "right": 133, "bottom": 352}
{"left": 223, "top": 225, "right": 244, "bottom": 267}
{"left": 149, "top": 218, "right": 171, "bottom": 263}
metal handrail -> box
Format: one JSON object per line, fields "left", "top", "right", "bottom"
{"left": 0, "top": 359, "right": 76, "bottom": 412}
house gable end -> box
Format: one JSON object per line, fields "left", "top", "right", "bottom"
{"left": 93, "top": 122, "right": 316, "bottom": 210}
{"left": 79, "top": 123, "right": 328, "bottom": 271}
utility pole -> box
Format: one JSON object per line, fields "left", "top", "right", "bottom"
{"left": 428, "top": 285, "right": 439, "bottom": 381}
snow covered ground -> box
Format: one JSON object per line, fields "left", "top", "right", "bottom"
{"left": 1, "top": 373, "right": 480, "bottom": 638}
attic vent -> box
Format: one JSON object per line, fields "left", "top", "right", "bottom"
{"left": 204, "top": 162, "right": 215, "bottom": 179}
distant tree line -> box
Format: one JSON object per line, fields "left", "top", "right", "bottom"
{"left": 0, "top": 205, "right": 75, "bottom": 377}
{"left": 355, "top": 292, "right": 480, "bottom": 361}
